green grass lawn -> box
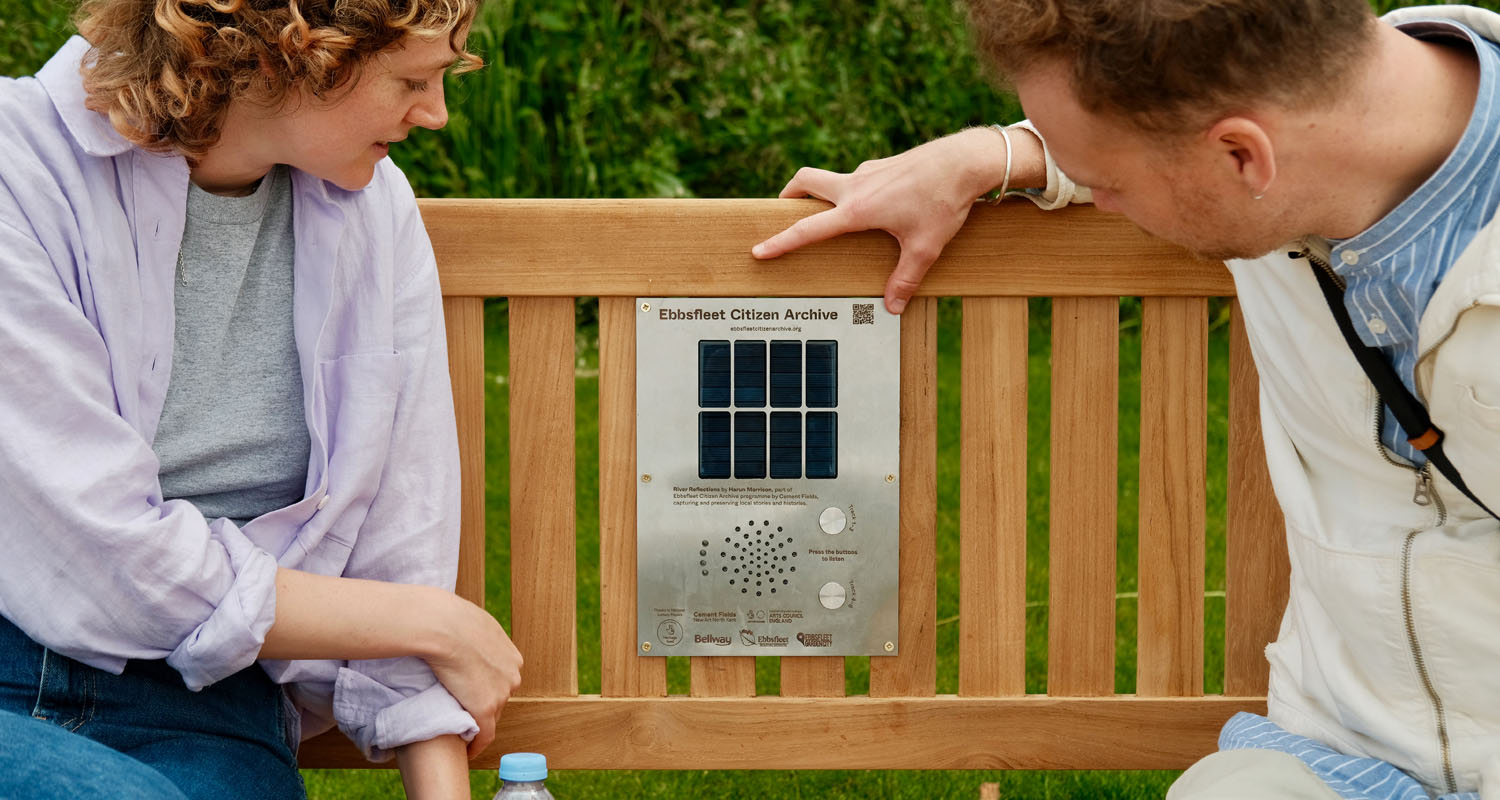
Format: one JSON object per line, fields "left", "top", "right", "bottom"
{"left": 304, "top": 295, "right": 1232, "bottom": 798}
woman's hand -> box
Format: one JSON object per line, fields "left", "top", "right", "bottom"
{"left": 424, "top": 592, "right": 524, "bottom": 758}
{"left": 261, "top": 569, "right": 523, "bottom": 759}
{"left": 752, "top": 126, "right": 1044, "bottom": 314}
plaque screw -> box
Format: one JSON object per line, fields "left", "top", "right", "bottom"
{"left": 640, "top": 302, "right": 651, "bottom": 313}
{"left": 885, "top": 474, "right": 896, "bottom": 484}
{"left": 884, "top": 641, "right": 894, "bottom": 652}
{"left": 641, "top": 641, "right": 652, "bottom": 652}
{"left": 641, "top": 473, "right": 653, "bottom": 483}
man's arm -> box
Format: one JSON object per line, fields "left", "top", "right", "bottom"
{"left": 752, "top": 125, "right": 1049, "bottom": 313}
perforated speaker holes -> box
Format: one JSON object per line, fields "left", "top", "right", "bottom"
{"left": 700, "top": 519, "right": 799, "bottom": 597}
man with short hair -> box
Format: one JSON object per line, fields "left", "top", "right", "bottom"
{"left": 755, "top": 2, "right": 1500, "bottom": 798}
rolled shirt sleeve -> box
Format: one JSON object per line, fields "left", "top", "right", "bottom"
{"left": 333, "top": 661, "right": 478, "bottom": 762}
{"left": 166, "top": 518, "right": 280, "bottom": 689}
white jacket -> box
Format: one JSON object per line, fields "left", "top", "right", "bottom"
{"left": 1243, "top": 6, "right": 1500, "bottom": 797}
{"left": 1029, "top": 5, "right": 1500, "bottom": 795}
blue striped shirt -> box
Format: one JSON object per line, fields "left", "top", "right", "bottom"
{"left": 1330, "top": 19, "right": 1500, "bottom": 465}
{"left": 1221, "top": 713, "right": 1478, "bottom": 800}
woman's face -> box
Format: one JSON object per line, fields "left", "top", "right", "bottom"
{"left": 273, "top": 32, "right": 461, "bottom": 190}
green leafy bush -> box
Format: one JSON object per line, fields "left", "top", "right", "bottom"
{"left": 0, "top": 0, "right": 1021, "bottom": 198}
{"left": 395, "top": 0, "right": 1021, "bottom": 198}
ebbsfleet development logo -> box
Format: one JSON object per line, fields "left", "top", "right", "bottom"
{"left": 796, "top": 632, "right": 833, "bottom": 648}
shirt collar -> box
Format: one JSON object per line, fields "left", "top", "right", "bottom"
{"left": 37, "top": 36, "right": 135, "bottom": 158}
{"left": 1333, "top": 19, "right": 1500, "bottom": 275}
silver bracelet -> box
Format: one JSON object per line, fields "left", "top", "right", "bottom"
{"left": 988, "top": 124, "right": 1014, "bottom": 205}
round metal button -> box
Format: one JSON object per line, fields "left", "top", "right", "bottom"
{"left": 819, "top": 506, "right": 847, "bottom": 535}
{"left": 819, "top": 582, "right": 847, "bottom": 610}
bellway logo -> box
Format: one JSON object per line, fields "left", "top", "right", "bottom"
{"left": 695, "top": 634, "right": 732, "bottom": 646}
{"left": 740, "top": 629, "right": 756, "bottom": 646}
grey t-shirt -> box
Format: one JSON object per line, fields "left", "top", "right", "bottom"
{"left": 154, "top": 165, "right": 311, "bottom": 525}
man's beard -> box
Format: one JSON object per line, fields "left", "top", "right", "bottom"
{"left": 1188, "top": 241, "right": 1282, "bottom": 262}
{"left": 1167, "top": 198, "right": 1287, "bottom": 262}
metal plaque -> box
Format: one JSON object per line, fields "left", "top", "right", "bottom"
{"left": 636, "top": 297, "right": 900, "bottom": 656}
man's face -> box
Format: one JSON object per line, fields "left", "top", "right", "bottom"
{"left": 1014, "top": 60, "right": 1288, "bottom": 261}
{"left": 272, "top": 32, "right": 461, "bottom": 191}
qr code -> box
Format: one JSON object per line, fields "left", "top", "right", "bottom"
{"left": 852, "top": 303, "right": 875, "bottom": 325}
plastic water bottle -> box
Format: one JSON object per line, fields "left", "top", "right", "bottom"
{"left": 492, "top": 752, "right": 554, "bottom": 800}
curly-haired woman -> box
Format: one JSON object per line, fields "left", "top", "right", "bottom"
{"left": 0, "top": 1, "right": 522, "bottom": 797}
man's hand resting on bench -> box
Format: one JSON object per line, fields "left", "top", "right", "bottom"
{"left": 752, "top": 126, "right": 1046, "bottom": 314}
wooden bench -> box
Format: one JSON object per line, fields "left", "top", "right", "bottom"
{"left": 299, "top": 198, "right": 1289, "bottom": 771}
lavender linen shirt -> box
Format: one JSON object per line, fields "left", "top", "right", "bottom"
{"left": 0, "top": 37, "right": 477, "bottom": 761}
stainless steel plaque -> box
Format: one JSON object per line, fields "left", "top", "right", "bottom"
{"left": 636, "top": 297, "right": 900, "bottom": 656}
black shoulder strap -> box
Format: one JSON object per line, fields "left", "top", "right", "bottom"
{"left": 1303, "top": 256, "right": 1499, "bottom": 521}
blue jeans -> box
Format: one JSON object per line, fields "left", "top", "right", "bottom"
{"left": 0, "top": 615, "right": 305, "bottom": 800}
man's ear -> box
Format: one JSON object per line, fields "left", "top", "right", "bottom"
{"left": 1206, "top": 116, "right": 1276, "bottom": 199}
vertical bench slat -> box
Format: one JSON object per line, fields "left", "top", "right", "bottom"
{"left": 690, "top": 657, "right": 756, "bottom": 697}
{"left": 959, "top": 296, "right": 1028, "bottom": 697}
{"left": 599, "top": 297, "right": 667, "bottom": 697}
{"left": 871, "top": 297, "right": 939, "bottom": 697}
{"left": 443, "top": 296, "right": 486, "bottom": 609}
{"left": 1137, "top": 296, "right": 1207, "bottom": 697}
{"left": 509, "top": 296, "right": 579, "bottom": 697}
{"left": 781, "top": 658, "right": 846, "bottom": 697}
{"left": 1048, "top": 296, "right": 1119, "bottom": 697}
{"left": 1225, "top": 301, "right": 1289, "bottom": 696}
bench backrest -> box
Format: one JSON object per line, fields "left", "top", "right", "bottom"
{"left": 299, "top": 198, "right": 1289, "bottom": 770}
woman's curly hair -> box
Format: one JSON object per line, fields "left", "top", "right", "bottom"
{"left": 76, "top": 0, "right": 483, "bottom": 160}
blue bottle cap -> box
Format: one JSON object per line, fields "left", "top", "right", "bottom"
{"left": 498, "top": 752, "right": 548, "bottom": 782}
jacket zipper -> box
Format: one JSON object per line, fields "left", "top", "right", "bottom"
{"left": 1295, "top": 242, "right": 1457, "bottom": 792}
{"left": 1402, "top": 526, "right": 1456, "bottom": 794}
